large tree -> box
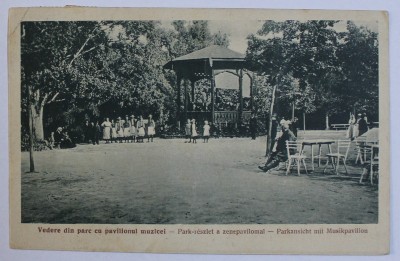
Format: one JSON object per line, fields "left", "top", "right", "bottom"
{"left": 246, "top": 20, "right": 378, "bottom": 132}
{"left": 21, "top": 21, "right": 112, "bottom": 140}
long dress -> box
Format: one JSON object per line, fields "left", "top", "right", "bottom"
{"left": 130, "top": 120, "right": 136, "bottom": 138}
{"left": 117, "top": 121, "right": 124, "bottom": 138}
{"left": 147, "top": 120, "right": 156, "bottom": 136}
{"left": 111, "top": 123, "right": 117, "bottom": 139}
{"left": 203, "top": 124, "right": 210, "bottom": 137}
{"left": 346, "top": 118, "right": 355, "bottom": 139}
{"left": 191, "top": 123, "right": 198, "bottom": 137}
{"left": 137, "top": 120, "right": 145, "bottom": 137}
{"left": 101, "top": 121, "right": 112, "bottom": 140}
{"left": 123, "top": 120, "right": 131, "bottom": 137}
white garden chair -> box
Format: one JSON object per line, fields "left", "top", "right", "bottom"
{"left": 285, "top": 141, "right": 308, "bottom": 176}
{"left": 323, "top": 140, "right": 351, "bottom": 175}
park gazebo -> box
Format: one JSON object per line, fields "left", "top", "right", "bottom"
{"left": 164, "top": 45, "right": 253, "bottom": 128}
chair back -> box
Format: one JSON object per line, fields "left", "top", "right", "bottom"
{"left": 286, "top": 141, "right": 303, "bottom": 156}
{"left": 337, "top": 139, "right": 352, "bottom": 159}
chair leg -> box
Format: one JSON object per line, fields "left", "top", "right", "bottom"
{"left": 323, "top": 157, "right": 330, "bottom": 174}
{"left": 286, "top": 159, "right": 292, "bottom": 175}
{"left": 302, "top": 159, "right": 308, "bottom": 174}
{"left": 335, "top": 157, "right": 340, "bottom": 175}
{"left": 297, "top": 159, "right": 301, "bottom": 176}
{"left": 359, "top": 168, "right": 367, "bottom": 184}
{"left": 342, "top": 158, "right": 348, "bottom": 175}
{"left": 370, "top": 168, "right": 374, "bottom": 185}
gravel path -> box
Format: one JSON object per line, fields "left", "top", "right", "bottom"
{"left": 21, "top": 133, "right": 378, "bottom": 224}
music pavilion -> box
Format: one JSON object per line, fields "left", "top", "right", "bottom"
{"left": 164, "top": 45, "right": 254, "bottom": 127}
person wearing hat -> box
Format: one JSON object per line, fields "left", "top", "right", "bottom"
{"left": 54, "top": 127, "right": 64, "bottom": 149}
{"left": 259, "top": 119, "right": 296, "bottom": 172}
{"left": 358, "top": 113, "right": 369, "bottom": 137}
{"left": 147, "top": 114, "right": 156, "bottom": 142}
{"left": 136, "top": 115, "right": 145, "bottom": 143}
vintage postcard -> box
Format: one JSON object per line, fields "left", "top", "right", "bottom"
{"left": 8, "top": 7, "right": 389, "bottom": 254}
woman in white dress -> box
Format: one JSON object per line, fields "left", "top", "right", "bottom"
{"left": 346, "top": 114, "right": 356, "bottom": 140}
{"left": 116, "top": 117, "right": 124, "bottom": 143}
{"left": 147, "top": 114, "right": 156, "bottom": 142}
{"left": 123, "top": 115, "right": 131, "bottom": 143}
{"left": 111, "top": 119, "right": 117, "bottom": 143}
{"left": 101, "top": 117, "right": 112, "bottom": 143}
{"left": 136, "top": 115, "right": 145, "bottom": 143}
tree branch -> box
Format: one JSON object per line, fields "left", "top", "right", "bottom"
{"left": 47, "top": 92, "right": 60, "bottom": 104}
{"left": 67, "top": 27, "right": 100, "bottom": 68}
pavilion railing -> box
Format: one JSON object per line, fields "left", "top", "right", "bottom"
{"left": 184, "top": 111, "right": 252, "bottom": 124}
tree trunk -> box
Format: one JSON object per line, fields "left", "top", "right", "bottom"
{"left": 266, "top": 84, "right": 277, "bottom": 156}
{"left": 325, "top": 113, "right": 330, "bottom": 130}
{"left": 30, "top": 104, "right": 45, "bottom": 140}
{"left": 28, "top": 86, "right": 35, "bottom": 172}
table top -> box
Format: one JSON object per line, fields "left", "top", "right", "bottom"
{"left": 300, "top": 139, "right": 336, "bottom": 145}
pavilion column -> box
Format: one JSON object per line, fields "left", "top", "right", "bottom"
{"left": 184, "top": 79, "right": 188, "bottom": 120}
{"left": 210, "top": 69, "right": 215, "bottom": 123}
{"left": 176, "top": 74, "right": 182, "bottom": 128}
{"left": 238, "top": 69, "right": 243, "bottom": 124}
{"left": 250, "top": 72, "right": 255, "bottom": 114}
{"left": 191, "top": 80, "right": 195, "bottom": 111}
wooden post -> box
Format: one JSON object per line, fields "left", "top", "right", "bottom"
{"left": 238, "top": 69, "right": 243, "bottom": 124}
{"left": 250, "top": 72, "right": 255, "bottom": 114}
{"left": 303, "top": 112, "right": 306, "bottom": 132}
{"left": 191, "top": 80, "right": 195, "bottom": 111}
{"left": 210, "top": 69, "right": 215, "bottom": 123}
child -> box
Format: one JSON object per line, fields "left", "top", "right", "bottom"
{"left": 185, "top": 119, "right": 191, "bottom": 143}
{"left": 191, "top": 119, "right": 198, "bottom": 144}
{"left": 203, "top": 120, "right": 210, "bottom": 143}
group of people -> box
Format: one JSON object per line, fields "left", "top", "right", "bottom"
{"left": 49, "top": 127, "right": 76, "bottom": 149}
{"left": 184, "top": 119, "right": 211, "bottom": 143}
{"left": 347, "top": 113, "right": 369, "bottom": 140}
{"left": 83, "top": 114, "right": 156, "bottom": 145}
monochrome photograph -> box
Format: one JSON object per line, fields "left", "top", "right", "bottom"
{"left": 8, "top": 7, "right": 389, "bottom": 254}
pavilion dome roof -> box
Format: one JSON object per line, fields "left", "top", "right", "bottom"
{"left": 172, "top": 45, "right": 245, "bottom": 61}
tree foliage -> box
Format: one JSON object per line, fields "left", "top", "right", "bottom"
{"left": 246, "top": 20, "right": 378, "bottom": 124}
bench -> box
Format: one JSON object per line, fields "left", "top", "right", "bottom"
{"left": 331, "top": 124, "right": 349, "bottom": 130}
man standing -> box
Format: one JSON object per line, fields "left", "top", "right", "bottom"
{"left": 249, "top": 113, "right": 257, "bottom": 140}
{"left": 358, "top": 113, "right": 368, "bottom": 137}
{"left": 83, "top": 120, "right": 91, "bottom": 143}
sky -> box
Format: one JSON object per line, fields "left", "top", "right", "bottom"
{"left": 206, "top": 20, "right": 378, "bottom": 94}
